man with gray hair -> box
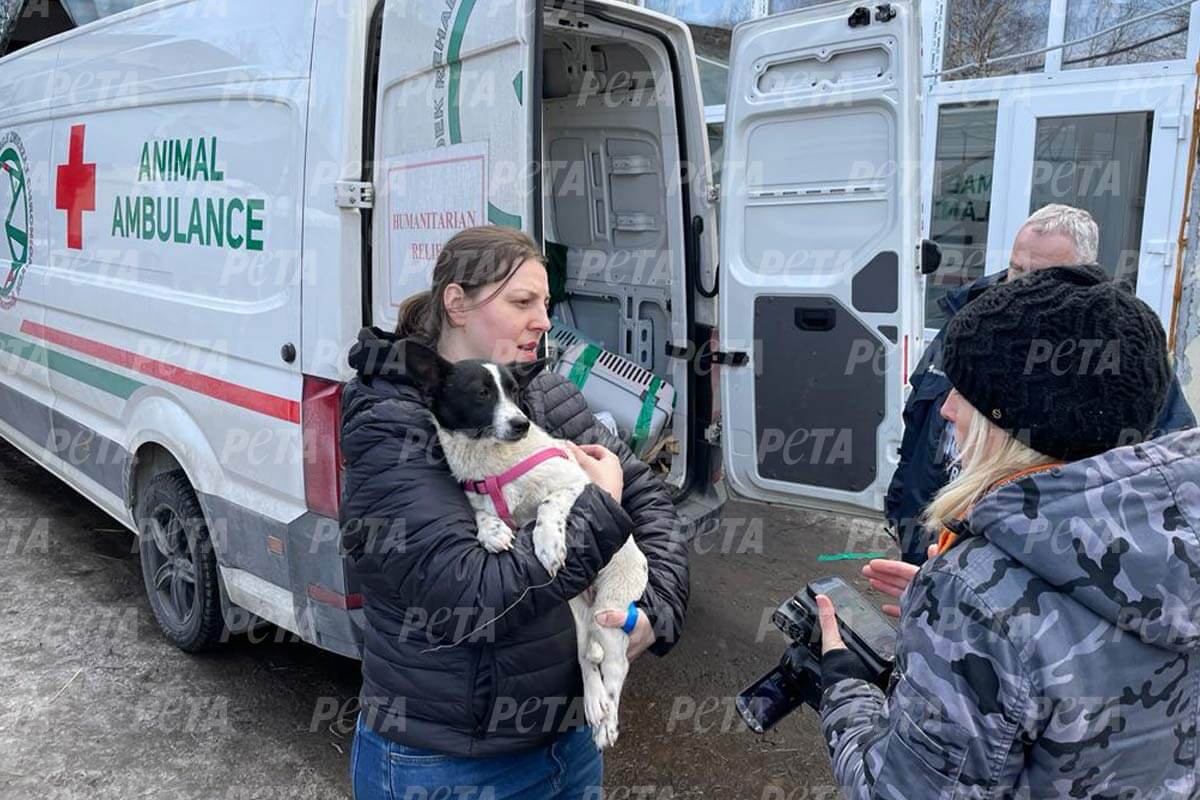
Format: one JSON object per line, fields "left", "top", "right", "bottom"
{"left": 885, "top": 203, "right": 1195, "bottom": 564}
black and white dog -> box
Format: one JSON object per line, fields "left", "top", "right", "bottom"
{"left": 404, "top": 341, "right": 648, "bottom": 750}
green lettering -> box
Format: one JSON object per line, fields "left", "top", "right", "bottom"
{"left": 225, "top": 197, "right": 244, "bottom": 249}
{"left": 173, "top": 197, "right": 189, "bottom": 243}
{"left": 245, "top": 198, "right": 264, "bottom": 251}
{"left": 138, "top": 143, "right": 151, "bottom": 182}
{"left": 111, "top": 197, "right": 125, "bottom": 237}
{"left": 174, "top": 139, "right": 193, "bottom": 182}
{"left": 210, "top": 137, "right": 223, "bottom": 181}
{"left": 187, "top": 198, "right": 204, "bottom": 244}
{"left": 124, "top": 195, "right": 140, "bottom": 236}
{"left": 141, "top": 196, "right": 155, "bottom": 239}
{"left": 156, "top": 197, "right": 171, "bottom": 242}
{"left": 205, "top": 197, "right": 223, "bottom": 247}
{"left": 153, "top": 142, "right": 167, "bottom": 182}
{"left": 194, "top": 137, "right": 209, "bottom": 181}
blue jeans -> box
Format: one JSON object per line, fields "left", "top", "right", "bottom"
{"left": 350, "top": 714, "right": 603, "bottom": 800}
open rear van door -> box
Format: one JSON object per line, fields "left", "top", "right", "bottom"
{"left": 369, "top": 0, "right": 537, "bottom": 331}
{"left": 717, "top": 2, "right": 921, "bottom": 517}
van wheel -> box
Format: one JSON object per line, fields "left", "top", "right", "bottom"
{"left": 136, "top": 470, "right": 224, "bottom": 652}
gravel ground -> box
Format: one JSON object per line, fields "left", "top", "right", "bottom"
{"left": 0, "top": 437, "right": 897, "bottom": 799}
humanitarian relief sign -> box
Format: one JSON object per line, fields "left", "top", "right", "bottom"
{"left": 386, "top": 141, "right": 487, "bottom": 306}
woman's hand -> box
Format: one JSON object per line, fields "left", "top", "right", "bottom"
{"left": 862, "top": 543, "right": 938, "bottom": 618}
{"left": 595, "top": 606, "right": 655, "bottom": 661}
{"left": 565, "top": 442, "right": 624, "bottom": 504}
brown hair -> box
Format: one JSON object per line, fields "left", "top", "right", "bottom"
{"left": 397, "top": 225, "right": 545, "bottom": 344}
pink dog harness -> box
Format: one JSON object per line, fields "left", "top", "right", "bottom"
{"left": 461, "top": 447, "right": 571, "bottom": 530}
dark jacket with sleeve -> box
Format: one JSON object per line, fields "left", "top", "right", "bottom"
{"left": 886, "top": 271, "right": 1195, "bottom": 562}
{"left": 339, "top": 330, "right": 688, "bottom": 756}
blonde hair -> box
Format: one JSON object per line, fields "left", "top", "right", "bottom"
{"left": 1022, "top": 204, "right": 1099, "bottom": 264}
{"left": 922, "top": 397, "right": 1056, "bottom": 534}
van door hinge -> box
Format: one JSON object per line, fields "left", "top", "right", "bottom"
{"left": 703, "top": 422, "right": 722, "bottom": 445}
{"left": 707, "top": 184, "right": 719, "bottom": 204}
{"left": 335, "top": 181, "right": 374, "bottom": 209}
{"left": 711, "top": 350, "right": 749, "bottom": 366}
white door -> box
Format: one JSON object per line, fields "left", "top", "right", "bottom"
{"left": 998, "top": 80, "right": 1190, "bottom": 323}
{"left": 369, "top": 0, "right": 537, "bottom": 332}
{"left": 718, "top": 1, "right": 921, "bottom": 517}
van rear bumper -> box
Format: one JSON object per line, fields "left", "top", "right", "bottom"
{"left": 201, "top": 493, "right": 364, "bottom": 659}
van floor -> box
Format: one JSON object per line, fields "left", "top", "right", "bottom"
{"left": 0, "top": 436, "right": 892, "bottom": 797}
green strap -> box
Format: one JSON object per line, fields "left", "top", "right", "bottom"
{"left": 567, "top": 344, "right": 600, "bottom": 390}
{"left": 817, "top": 552, "right": 887, "bottom": 562}
{"left": 630, "top": 375, "right": 663, "bottom": 455}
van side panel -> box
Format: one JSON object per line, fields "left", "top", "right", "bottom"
{"left": 37, "top": 1, "right": 314, "bottom": 533}
{"left": 0, "top": 40, "right": 58, "bottom": 491}
{"left": 0, "top": 1, "right": 323, "bottom": 643}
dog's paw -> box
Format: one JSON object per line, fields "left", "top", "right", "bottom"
{"left": 532, "top": 523, "right": 567, "bottom": 576}
{"left": 584, "top": 686, "right": 613, "bottom": 729}
{"left": 592, "top": 713, "right": 619, "bottom": 750}
{"left": 477, "top": 516, "right": 514, "bottom": 553}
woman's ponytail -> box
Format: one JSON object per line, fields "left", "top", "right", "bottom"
{"left": 397, "top": 289, "right": 436, "bottom": 344}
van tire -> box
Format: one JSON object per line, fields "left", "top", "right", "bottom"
{"left": 136, "top": 470, "right": 224, "bottom": 652}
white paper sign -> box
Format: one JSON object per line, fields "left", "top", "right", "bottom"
{"left": 386, "top": 141, "right": 488, "bottom": 306}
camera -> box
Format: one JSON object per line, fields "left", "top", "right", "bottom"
{"left": 736, "top": 576, "right": 897, "bottom": 733}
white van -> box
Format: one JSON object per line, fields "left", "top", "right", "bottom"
{"left": 0, "top": 0, "right": 923, "bottom": 656}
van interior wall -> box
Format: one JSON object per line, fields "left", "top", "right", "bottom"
{"left": 541, "top": 25, "right": 688, "bottom": 488}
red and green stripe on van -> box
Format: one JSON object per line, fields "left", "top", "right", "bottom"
{"left": 0, "top": 320, "right": 300, "bottom": 423}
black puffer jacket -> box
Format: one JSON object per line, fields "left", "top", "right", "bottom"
{"left": 340, "top": 329, "right": 688, "bottom": 756}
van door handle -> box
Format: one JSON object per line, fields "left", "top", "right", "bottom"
{"left": 795, "top": 308, "right": 835, "bottom": 331}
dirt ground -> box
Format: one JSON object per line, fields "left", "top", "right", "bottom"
{"left": 0, "top": 437, "right": 896, "bottom": 799}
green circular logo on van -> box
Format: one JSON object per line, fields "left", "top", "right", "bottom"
{"left": 0, "top": 131, "right": 31, "bottom": 309}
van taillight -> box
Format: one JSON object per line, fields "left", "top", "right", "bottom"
{"left": 302, "top": 374, "right": 343, "bottom": 518}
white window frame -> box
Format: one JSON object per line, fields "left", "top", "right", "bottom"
{"left": 919, "top": 0, "right": 1200, "bottom": 341}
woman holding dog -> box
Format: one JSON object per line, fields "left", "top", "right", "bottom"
{"left": 817, "top": 264, "right": 1200, "bottom": 797}
{"left": 339, "top": 226, "right": 688, "bottom": 799}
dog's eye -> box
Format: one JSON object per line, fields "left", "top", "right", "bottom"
{"left": 478, "top": 386, "right": 490, "bottom": 398}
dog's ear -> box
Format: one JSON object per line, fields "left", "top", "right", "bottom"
{"left": 510, "top": 358, "right": 547, "bottom": 391}
{"left": 402, "top": 341, "right": 451, "bottom": 394}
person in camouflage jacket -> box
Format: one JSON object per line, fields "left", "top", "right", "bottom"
{"left": 817, "top": 266, "right": 1200, "bottom": 798}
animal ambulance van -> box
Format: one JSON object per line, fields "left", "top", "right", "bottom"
{"left": 0, "top": 0, "right": 923, "bottom": 656}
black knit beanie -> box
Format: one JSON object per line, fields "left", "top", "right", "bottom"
{"left": 942, "top": 264, "right": 1171, "bottom": 461}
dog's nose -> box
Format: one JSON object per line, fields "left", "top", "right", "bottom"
{"left": 508, "top": 417, "right": 530, "bottom": 438}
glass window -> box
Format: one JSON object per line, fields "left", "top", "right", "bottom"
{"left": 59, "top": 0, "right": 155, "bottom": 26}
{"left": 645, "top": 1, "right": 754, "bottom": 108}
{"left": 926, "top": 103, "right": 999, "bottom": 329}
{"left": 2, "top": 0, "right": 74, "bottom": 56}
{"left": 1030, "top": 112, "right": 1153, "bottom": 287}
{"left": 1063, "top": 0, "right": 1189, "bottom": 69}
{"left": 692, "top": 25, "right": 731, "bottom": 107}
{"left": 942, "top": 1, "right": 1051, "bottom": 80}
{"left": 643, "top": 0, "right": 755, "bottom": 28}
{"left": 768, "top": 0, "right": 828, "bottom": 12}
{"left": 707, "top": 122, "right": 725, "bottom": 189}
